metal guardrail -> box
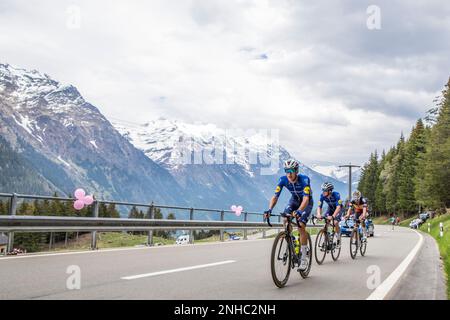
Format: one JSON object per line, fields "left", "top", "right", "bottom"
{"left": 0, "top": 216, "right": 282, "bottom": 232}
{"left": 0, "top": 192, "right": 321, "bottom": 254}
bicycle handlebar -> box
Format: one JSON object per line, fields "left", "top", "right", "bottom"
{"left": 264, "top": 214, "right": 273, "bottom": 227}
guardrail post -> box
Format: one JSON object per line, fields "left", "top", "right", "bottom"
{"left": 91, "top": 200, "right": 99, "bottom": 250}
{"left": 440, "top": 222, "right": 444, "bottom": 238}
{"left": 262, "top": 219, "right": 266, "bottom": 239}
{"left": 220, "top": 210, "right": 225, "bottom": 242}
{"left": 243, "top": 211, "right": 248, "bottom": 240}
{"left": 147, "top": 202, "right": 154, "bottom": 246}
{"left": 189, "top": 208, "right": 194, "bottom": 244}
{"left": 6, "top": 193, "right": 17, "bottom": 254}
{"left": 49, "top": 232, "right": 53, "bottom": 250}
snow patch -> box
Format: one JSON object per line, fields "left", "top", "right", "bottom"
{"left": 57, "top": 155, "right": 71, "bottom": 168}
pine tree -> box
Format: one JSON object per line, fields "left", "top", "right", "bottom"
{"left": 99, "top": 202, "right": 108, "bottom": 218}
{"left": 421, "top": 78, "right": 450, "bottom": 208}
{"left": 128, "top": 206, "right": 140, "bottom": 219}
{"left": 106, "top": 203, "right": 120, "bottom": 218}
{"left": 166, "top": 213, "right": 176, "bottom": 239}
{"left": 397, "top": 120, "right": 427, "bottom": 216}
{"left": 374, "top": 150, "right": 387, "bottom": 215}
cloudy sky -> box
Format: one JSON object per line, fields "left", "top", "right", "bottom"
{"left": 1, "top": 0, "right": 449, "bottom": 166}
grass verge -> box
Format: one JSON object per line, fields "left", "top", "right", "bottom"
{"left": 419, "top": 212, "right": 449, "bottom": 299}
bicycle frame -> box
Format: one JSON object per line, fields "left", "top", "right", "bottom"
{"left": 266, "top": 213, "right": 302, "bottom": 268}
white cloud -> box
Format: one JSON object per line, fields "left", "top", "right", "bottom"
{"left": 1, "top": 0, "right": 449, "bottom": 166}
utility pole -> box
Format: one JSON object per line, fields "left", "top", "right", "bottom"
{"left": 339, "top": 163, "right": 361, "bottom": 202}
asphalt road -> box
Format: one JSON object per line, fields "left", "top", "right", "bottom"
{"left": 0, "top": 225, "right": 445, "bottom": 300}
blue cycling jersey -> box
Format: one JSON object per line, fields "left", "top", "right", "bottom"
{"left": 274, "top": 174, "right": 313, "bottom": 201}
{"left": 318, "top": 191, "right": 343, "bottom": 211}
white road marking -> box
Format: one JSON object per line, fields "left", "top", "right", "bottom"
{"left": 366, "top": 229, "right": 424, "bottom": 300}
{"left": 0, "top": 238, "right": 272, "bottom": 261}
{"left": 121, "top": 260, "right": 236, "bottom": 280}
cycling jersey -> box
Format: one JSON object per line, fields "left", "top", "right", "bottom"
{"left": 350, "top": 197, "right": 368, "bottom": 214}
{"left": 274, "top": 174, "right": 313, "bottom": 201}
{"left": 318, "top": 191, "right": 343, "bottom": 211}
{"left": 274, "top": 174, "right": 313, "bottom": 224}
{"left": 318, "top": 191, "right": 343, "bottom": 219}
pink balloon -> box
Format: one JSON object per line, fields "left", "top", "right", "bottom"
{"left": 83, "top": 195, "right": 94, "bottom": 205}
{"left": 74, "top": 188, "right": 85, "bottom": 200}
{"left": 237, "top": 206, "right": 243, "bottom": 211}
{"left": 73, "top": 200, "right": 85, "bottom": 210}
{"left": 231, "top": 205, "right": 237, "bottom": 211}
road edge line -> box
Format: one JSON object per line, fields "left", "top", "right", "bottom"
{"left": 366, "top": 228, "right": 424, "bottom": 300}
{"left": 0, "top": 237, "right": 273, "bottom": 260}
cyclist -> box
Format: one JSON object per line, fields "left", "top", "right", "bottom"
{"left": 316, "top": 182, "right": 343, "bottom": 247}
{"left": 390, "top": 214, "right": 396, "bottom": 231}
{"left": 264, "top": 159, "right": 314, "bottom": 271}
{"left": 344, "top": 190, "right": 368, "bottom": 241}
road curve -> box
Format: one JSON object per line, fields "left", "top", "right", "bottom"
{"left": 0, "top": 225, "right": 443, "bottom": 300}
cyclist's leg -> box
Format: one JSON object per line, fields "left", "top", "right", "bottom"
{"left": 334, "top": 210, "right": 342, "bottom": 244}
{"left": 297, "top": 200, "right": 313, "bottom": 257}
{"left": 356, "top": 212, "right": 366, "bottom": 239}
{"left": 282, "top": 199, "right": 297, "bottom": 235}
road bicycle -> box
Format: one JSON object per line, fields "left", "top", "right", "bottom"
{"left": 314, "top": 216, "right": 341, "bottom": 264}
{"left": 345, "top": 218, "right": 367, "bottom": 259}
{"left": 265, "top": 212, "right": 312, "bottom": 288}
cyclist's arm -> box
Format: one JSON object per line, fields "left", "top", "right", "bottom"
{"left": 345, "top": 206, "right": 352, "bottom": 218}
{"left": 316, "top": 206, "right": 322, "bottom": 217}
{"left": 297, "top": 195, "right": 309, "bottom": 212}
{"left": 361, "top": 199, "right": 368, "bottom": 219}
{"left": 268, "top": 178, "right": 284, "bottom": 212}
{"left": 316, "top": 198, "right": 323, "bottom": 217}
{"left": 362, "top": 206, "right": 367, "bottom": 219}
{"left": 297, "top": 179, "right": 311, "bottom": 212}
{"left": 332, "top": 195, "right": 343, "bottom": 218}
{"left": 333, "top": 205, "right": 341, "bottom": 218}
{"left": 268, "top": 196, "right": 278, "bottom": 211}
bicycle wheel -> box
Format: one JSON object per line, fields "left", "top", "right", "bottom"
{"left": 314, "top": 229, "right": 327, "bottom": 265}
{"left": 349, "top": 229, "right": 358, "bottom": 259}
{"left": 299, "top": 233, "right": 313, "bottom": 278}
{"left": 331, "top": 233, "right": 341, "bottom": 261}
{"left": 270, "top": 231, "right": 292, "bottom": 288}
{"left": 360, "top": 232, "right": 367, "bottom": 256}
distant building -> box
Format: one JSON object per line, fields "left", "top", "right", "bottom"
{"left": 0, "top": 233, "right": 8, "bottom": 254}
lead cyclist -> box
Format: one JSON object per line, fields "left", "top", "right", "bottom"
{"left": 263, "top": 159, "right": 314, "bottom": 271}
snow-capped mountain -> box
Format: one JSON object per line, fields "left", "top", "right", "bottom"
{"left": 0, "top": 62, "right": 350, "bottom": 216}
{"left": 113, "top": 119, "right": 349, "bottom": 211}
{"left": 0, "top": 63, "right": 185, "bottom": 205}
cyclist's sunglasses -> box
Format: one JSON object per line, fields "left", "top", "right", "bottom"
{"left": 284, "top": 168, "right": 297, "bottom": 174}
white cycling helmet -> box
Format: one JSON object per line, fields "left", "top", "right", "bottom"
{"left": 283, "top": 159, "right": 299, "bottom": 172}
{"left": 321, "top": 182, "right": 334, "bottom": 192}
{"left": 352, "top": 190, "right": 362, "bottom": 201}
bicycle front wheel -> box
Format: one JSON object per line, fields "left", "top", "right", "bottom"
{"left": 331, "top": 233, "right": 341, "bottom": 261}
{"left": 314, "top": 229, "right": 327, "bottom": 265}
{"left": 270, "top": 231, "right": 292, "bottom": 288}
{"left": 360, "top": 235, "right": 367, "bottom": 256}
{"left": 299, "top": 233, "right": 313, "bottom": 279}
{"left": 350, "top": 230, "right": 358, "bottom": 259}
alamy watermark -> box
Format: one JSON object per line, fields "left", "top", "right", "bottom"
{"left": 66, "top": 5, "right": 82, "bottom": 30}
{"left": 66, "top": 265, "right": 81, "bottom": 290}
{"left": 172, "top": 128, "right": 280, "bottom": 175}
{"left": 366, "top": 5, "right": 381, "bottom": 30}
{"left": 366, "top": 265, "right": 381, "bottom": 289}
